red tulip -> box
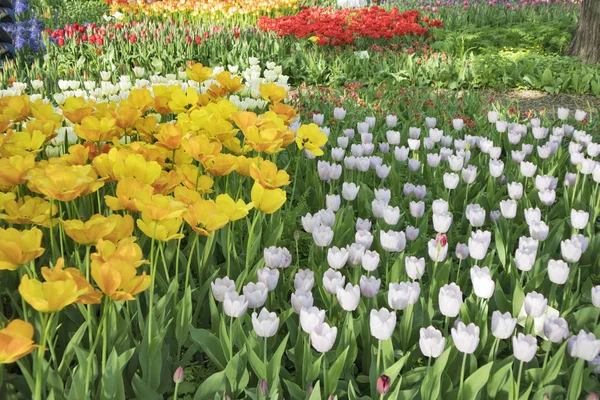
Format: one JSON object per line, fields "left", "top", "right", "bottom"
{"left": 57, "top": 37, "right": 65, "bottom": 46}
{"left": 377, "top": 375, "right": 391, "bottom": 394}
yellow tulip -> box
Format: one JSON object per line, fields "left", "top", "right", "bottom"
{"left": 295, "top": 123, "right": 328, "bottom": 156}
{"left": 259, "top": 83, "right": 287, "bottom": 103}
{"left": 183, "top": 199, "right": 229, "bottom": 236}
{"left": 62, "top": 214, "right": 118, "bottom": 246}
{"left": 215, "top": 194, "right": 253, "bottom": 222}
{"left": 249, "top": 159, "right": 290, "bottom": 189}
{"left": 0, "top": 319, "right": 39, "bottom": 364}
{"left": 186, "top": 63, "right": 213, "bottom": 83}
{"left": 204, "top": 153, "right": 239, "bottom": 177}
{"left": 105, "top": 178, "right": 154, "bottom": 212}
{"left": 0, "top": 154, "right": 36, "bottom": 190}
{"left": 19, "top": 275, "right": 80, "bottom": 313}
{"left": 74, "top": 115, "right": 121, "bottom": 142}
{"left": 250, "top": 182, "right": 286, "bottom": 214}
{"left": 60, "top": 97, "right": 95, "bottom": 124}
{"left": 41, "top": 258, "right": 102, "bottom": 305}
{"left": 136, "top": 214, "right": 184, "bottom": 242}
{"left": 0, "top": 227, "right": 45, "bottom": 271}
{"left": 0, "top": 196, "right": 57, "bottom": 228}
{"left": 26, "top": 164, "right": 104, "bottom": 202}
{"left": 134, "top": 193, "right": 186, "bottom": 221}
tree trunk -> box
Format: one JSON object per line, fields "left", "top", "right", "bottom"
{"left": 567, "top": 0, "right": 600, "bottom": 64}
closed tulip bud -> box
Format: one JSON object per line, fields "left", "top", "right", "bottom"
{"left": 455, "top": 243, "right": 469, "bottom": 260}
{"left": 325, "top": 195, "right": 341, "bottom": 212}
{"left": 383, "top": 205, "right": 400, "bottom": 225}
{"left": 433, "top": 212, "right": 453, "bottom": 233}
{"left": 593, "top": 286, "right": 600, "bottom": 308}
{"left": 496, "top": 120, "right": 508, "bottom": 133}
{"left": 370, "top": 308, "right": 396, "bottom": 341}
{"left": 468, "top": 230, "right": 491, "bottom": 260}
{"left": 410, "top": 201, "right": 425, "bottom": 218}
{"left": 386, "top": 130, "right": 400, "bottom": 145}
{"left": 263, "top": 246, "right": 292, "bottom": 269}
{"left": 291, "top": 291, "right": 313, "bottom": 314}
{"left": 336, "top": 283, "right": 360, "bottom": 312}
{"left": 211, "top": 277, "right": 236, "bottom": 302}
{"left": 405, "top": 226, "right": 420, "bottom": 241}
{"left": 571, "top": 209, "right": 589, "bottom": 230}
{"left": 419, "top": 326, "right": 446, "bottom": 358}
{"left": 568, "top": 330, "right": 600, "bottom": 361}
{"left": 294, "top": 269, "right": 315, "bottom": 292}
{"left": 529, "top": 221, "right": 549, "bottom": 241}
{"left": 425, "top": 117, "right": 436, "bottom": 128}
{"left": 561, "top": 239, "right": 582, "bottom": 263}
{"left": 507, "top": 182, "right": 524, "bottom": 200}
{"left": 408, "top": 159, "right": 421, "bottom": 171}
{"left": 223, "top": 292, "right": 248, "bottom": 318}
{"left": 356, "top": 230, "right": 374, "bottom": 249}
{"left": 356, "top": 218, "right": 372, "bottom": 232}
{"left": 524, "top": 207, "right": 542, "bottom": 225}
{"left": 572, "top": 234, "right": 589, "bottom": 253}
{"left": 386, "top": 115, "right": 397, "bottom": 128}
{"left": 448, "top": 155, "right": 464, "bottom": 172}
{"left": 491, "top": 311, "right": 517, "bottom": 339}
{"left": 380, "top": 230, "right": 406, "bottom": 253}
{"left": 173, "top": 367, "right": 184, "bottom": 384}
{"left": 405, "top": 256, "right": 425, "bottom": 280}
{"left": 443, "top": 173, "right": 459, "bottom": 189}
{"left": 515, "top": 248, "right": 536, "bottom": 272}
{"left": 489, "top": 159, "right": 504, "bottom": 178}
{"left": 588, "top": 393, "right": 599, "bottom": 400}
{"left": 323, "top": 268, "right": 345, "bottom": 295}
{"left": 388, "top": 282, "right": 420, "bottom": 310}
{"left": 428, "top": 238, "right": 448, "bottom": 262}
{"left": 547, "top": 260, "right": 569, "bottom": 285}
{"left": 377, "top": 375, "right": 391, "bottom": 394}
{"left": 327, "top": 247, "right": 349, "bottom": 270}
{"left": 452, "top": 119, "right": 464, "bottom": 130}
{"left": 557, "top": 107, "right": 569, "bottom": 120}
{"left": 470, "top": 266, "right": 495, "bottom": 299}
{"left": 452, "top": 322, "right": 480, "bottom": 354}
{"left": 524, "top": 291, "right": 547, "bottom": 318}
{"left": 513, "top": 333, "right": 537, "bottom": 362}
{"left": 394, "top": 146, "right": 409, "bottom": 161}
{"left": 360, "top": 275, "right": 381, "bottom": 298}
{"left": 347, "top": 243, "right": 365, "bottom": 266}
{"left": 300, "top": 306, "right": 325, "bottom": 334}
{"left": 310, "top": 322, "right": 337, "bottom": 353}
{"left": 301, "top": 212, "right": 321, "bottom": 233}
{"left": 372, "top": 200, "right": 386, "bottom": 219}
{"left": 312, "top": 113, "right": 324, "bottom": 125}
{"left": 257, "top": 266, "right": 280, "bottom": 291}
{"left": 252, "top": 308, "right": 279, "bottom": 337}
{"left": 333, "top": 107, "right": 347, "bottom": 120}
{"left": 362, "top": 250, "right": 380, "bottom": 272}
{"left": 488, "top": 111, "right": 499, "bottom": 123}
{"left": 500, "top": 200, "right": 517, "bottom": 219}
{"left": 439, "top": 283, "right": 463, "bottom": 317}
{"left": 544, "top": 316, "right": 569, "bottom": 343}
{"left": 243, "top": 282, "right": 268, "bottom": 308}
{"left": 379, "top": 143, "right": 390, "bottom": 154}
{"left": 342, "top": 182, "right": 360, "bottom": 201}
{"left": 312, "top": 225, "right": 334, "bottom": 247}
{"left": 258, "top": 379, "right": 269, "bottom": 397}
{"left": 466, "top": 204, "right": 486, "bottom": 227}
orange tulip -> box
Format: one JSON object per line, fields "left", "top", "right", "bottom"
{"left": 0, "top": 320, "right": 39, "bottom": 364}
{"left": 41, "top": 258, "right": 102, "bottom": 305}
{"left": 0, "top": 227, "right": 45, "bottom": 271}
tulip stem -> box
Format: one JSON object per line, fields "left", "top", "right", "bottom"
{"left": 147, "top": 220, "right": 158, "bottom": 341}
{"left": 173, "top": 381, "right": 180, "bottom": 400}
{"left": 49, "top": 199, "right": 56, "bottom": 261}
{"left": 376, "top": 340, "right": 382, "bottom": 375}
{"left": 34, "top": 313, "right": 51, "bottom": 400}
{"left": 229, "top": 317, "right": 234, "bottom": 360}
{"left": 458, "top": 352, "right": 467, "bottom": 400}
{"left": 515, "top": 360, "right": 524, "bottom": 399}
{"left": 184, "top": 235, "right": 198, "bottom": 290}
{"left": 263, "top": 335, "right": 268, "bottom": 379}
{"left": 322, "top": 355, "right": 328, "bottom": 396}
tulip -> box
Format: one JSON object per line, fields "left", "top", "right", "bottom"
{"left": 561, "top": 239, "right": 582, "bottom": 263}
{"left": 318, "top": 210, "right": 335, "bottom": 227}
{"left": 433, "top": 212, "right": 453, "bottom": 233}
{"left": 513, "top": 333, "right": 537, "bottom": 363}
{"left": 263, "top": 246, "right": 292, "bottom": 269}
{"left": 223, "top": 292, "right": 248, "bottom": 318}
{"left": 529, "top": 221, "right": 549, "bottom": 241}
{"left": 210, "top": 277, "right": 235, "bottom": 303}
{"left": 312, "top": 225, "right": 334, "bottom": 247}
{"left": 383, "top": 205, "right": 400, "bottom": 225}
{"left": 507, "top": 182, "right": 523, "bottom": 200}
{"left": 294, "top": 269, "right": 315, "bottom": 292}
{"left": 466, "top": 204, "right": 486, "bottom": 227}
{"left": 370, "top": 308, "right": 396, "bottom": 341}
{"left": 547, "top": 260, "right": 569, "bottom": 285}
{"left": 491, "top": 311, "right": 517, "bottom": 339}
{"left": 362, "top": 250, "right": 380, "bottom": 272}
{"left": 310, "top": 322, "right": 337, "bottom": 353}
{"left": 515, "top": 248, "right": 536, "bottom": 272}
{"left": 593, "top": 286, "right": 600, "bottom": 308}
{"left": 173, "top": 366, "right": 184, "bottom": 384}
{"left": 488, "top": 111, "right": 499, "bottom": 123}
{"left": 377, "top": 375, "right": 391, "bottom": 394}
{"left": 257, "top": 268, "right": 279, "bottom": 291}
{"left": 455, "top": 243, "right": 469, "bottom": 260}
{"left": 386, "top": 130, "right": 400, "bottom": 145}
{"left": 342, "top": 182, "right": 360, "bottom": 201}
{"left": 419, "top": 326, "right": 446, "bottom": 358}
{"left": 323, "top": 269, "right": 345, "bottom": 295}
{"left": 428, "top": 238, "right": 448, "bottom": 262}
{"left": 300, "top": 307, "right": 326, "bottom": 334}
{"left": 388, "top": 282, "right": 420, "bottom": 310}
{"left": 468, "top": 230, "right": 491, "bottom": 260}
{"left": 360, "top": 275, "right": 381, "bottom": 298}
{"left": 405, "top": 226, "right": 419, "bottom": 241}
{"left": 568, "top": 330, "right": 600, "bottom": 361}
{"left": 524, "top": 292, "right": 547, "bottom": 318}
{"left": 0, "top": 227, "right": 45, "bottom": 271}
{"left": 347, "top": 243, "right": 365, "bottom": 266}
{"left": 405, "top": 256, "right": 425, "bottom": 280}
{"left": 386, "top": 115, "right": 397, "bottom": 128}
{"left": 252, "top": 308, "right": 279, "bottom": 337}
{"left": 499, "top": 200, "right": 517, "bottom": 219}
{"left": 470, "top": 266, "right": 495, "bottom": 299}
{"left": 452, "top": 322, "right": 480, "bottom": 354}
{"left": 0, "top": 319, "right": 39, "bottom": 364}
{"left": 409, "top": 201, "right": 425, "bottom": 218}
{"left": 439, "top": 283, "right": 463, "bottom": 318}
{"left": 356, "top": 218, "right": 372, "bottom": 231}
{"left": 243, "top": 282, "right": 268, "bottom": 308}
{"left": 557, "top": 107, "right": 569, "bottom": 120}
{"left": 380, "top": 230, "right": 406, "bottom": 253}
{"left": 544, "top": 316, "right": 569, "bottom": 343}
{"left": 571, "top": 209, "right": 589, "bottom": 230}
{"left": 336, "top": 283, "right": 360, "bottom": 312}
{"left": 334, "top": 107, "right": 347, "bottom": 120}
{"left": 291, "top": 291, "right": 314, "bottom": 314}
{"left": 443, "top": 173, "right": 459, "bottom": 189}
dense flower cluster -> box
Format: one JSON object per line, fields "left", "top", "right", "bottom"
{"left": 258, "top": 7, "right": 443, "bottom": 46}
{"left": 3, "top": 19, "right": 45, "bottom": 52}
{"left": 104, "top": 0, "right": 301, "bottom": 16}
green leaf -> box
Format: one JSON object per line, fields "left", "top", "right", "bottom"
{"left": 175, "top": 286, "right": 193, "bottom": 348}
{"left": 131, "top": 374, "right": 162, "bottom": 400}
{"left": 308, "top": 381, "right": 321, "bottom": 400}
{"left": 421, "top": 347, "right": 451, "bottom": 400}
{"left": 190, "top": 327, "right": 227, "bottom": 370}
{"left": 268, "top": 333, "right": 289, "bottom": 390}
{"left": 487, "top": 355, "right": 514, "bottom": 398}
{"left": 540, "top": 341, "right": 567, "bottom": 387}
{"left": 193, "top": 371, "right": 227, "bottom": 400}
{"left": 100, "top": 348, "right": 135, "bottom": 400}
{"left": 326, "top": 347, "right": 348, "bottom": 395}
{"left": 566, "top": 358, "right": 585, "bottom": 400}
{"left": 247, "top": 343, "right": 266, "bottom": 380}
{"left": 463, "top": 361, "right": 494, "bottom": 399}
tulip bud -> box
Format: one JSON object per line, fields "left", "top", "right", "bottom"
{"left": 587, "top": 393, "right": 599, "bottom": 400}
{"left": 307, "top": 384, "right": 313, "bottom": 396}
{"left": 377, "top": 375, "right": 391, "bottom": 394}
{"left": 173, "top": 366, "right": 184, "bottom": 384}
{"left": 258, "top": 379, "right": 269, "bottom": 397}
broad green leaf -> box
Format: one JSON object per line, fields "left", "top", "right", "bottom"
{"left": 189, "top": 327, "right": 227, "bottom": 369}
{"left": 566, "top": 358, "right": 585, "bottom": 400}
{"left": 463, "top": 360, "right": 493, "bottom": 399}
{"left": 421, "top": 347, "right": 451, "bottom": 400}
{"left": 540, "top": 341, "right": 567, "bottom": 387}
{"left": 487, "top": 355, "right": 514, "bottom": 398}
{"left": 326, "top": 347, "right": 348, "bottom": 395}
{"left": 193, "top": 371, "right": 227, "bottom": 400}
